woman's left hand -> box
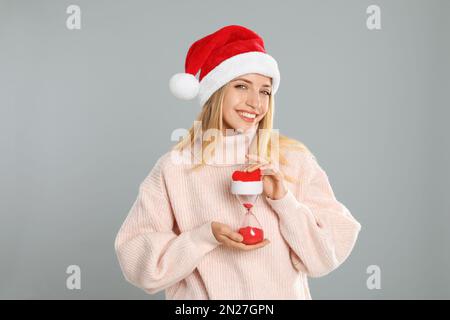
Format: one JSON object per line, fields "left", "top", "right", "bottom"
{"left": 245, "top": 154, "right": 288, "bottom": 200}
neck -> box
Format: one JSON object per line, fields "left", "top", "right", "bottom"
{"left": 180, "top": 126, "right": 258, "bottom": 167}
{"left": 199, "top": 126, "right": 258, "bottom": 167}
{"left": 222, "top": 126, "right": 255, "bottom": 136}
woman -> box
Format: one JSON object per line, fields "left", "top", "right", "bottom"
{"left": 114, "top": 25, "right": 361, "bottom": 299}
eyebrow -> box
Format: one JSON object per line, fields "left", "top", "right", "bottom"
{"left": 232, "top": 78, "right": 272, "bottom": 88}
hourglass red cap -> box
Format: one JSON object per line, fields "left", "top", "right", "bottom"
{"left": 231, "top": 169, "right": 263, "bottom": 195}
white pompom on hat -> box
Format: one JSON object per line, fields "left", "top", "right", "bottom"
{"left": 169, "top": 25, "right": 280, "bottom": 106}
{"left": 169, "top": 73, "right": 199, "bottom": 100}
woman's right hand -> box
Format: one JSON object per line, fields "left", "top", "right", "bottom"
{"left": 211, "top": 221, "right": 270, "bottom": 251}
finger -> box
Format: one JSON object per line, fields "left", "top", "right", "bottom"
{"left": 259, "top": 164, "right": 277, "bottom": 175}
{"left": 224, "top": 238, "right": 271, "bottom": 251}
{"left": 247, "top": 160, "right": 276, "bottom": 172}
{"left": 259, "top": 164, "right": 273, "bottom": 173}
{"left": 224, "top": 230, "right": 244, "bottom": 242}
{"left": 261, "top": 169, "right": 282, "bottom": 179}
{"left": 220, "top": 236, "right": 247, "bottom": 249}
{"left": 218, "top": 224, "right": 243, "bottom": 242}
{"left": 259, "top": 164, "right": 284, "bottom": 179}
{"left": 261, "top": 168, "right": 276, "bottom": 176}
{"left": 217, "top": 234, "right": 235, "bottom": 246}
{"left": 260, "top": 163, "right": 280, "bottom": 172}
{"left": 219, "top": 235, "right": 252, "bottom": 250}
{"left": 246, "top": 163, "right": 264, "bottom": 172}
{"left": 246, "top": 154, "right": 269, "bottom": 165}
{"left": 241, "top": 239, "right": 271, "bottom": 251}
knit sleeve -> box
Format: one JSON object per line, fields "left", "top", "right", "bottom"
{"left": 114, "top": 157, "right": 221, "bottom": 294}
{"left": 265, "top": 154, "right": 361, "bottom": 278}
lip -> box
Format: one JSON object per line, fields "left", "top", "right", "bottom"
{"left": 236, "top": 110, "right": 257, "bottom": 123}
{"left": 236, "top": 109, "right": 259, "bottom": 116}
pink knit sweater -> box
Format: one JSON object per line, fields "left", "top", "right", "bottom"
{"left": 114, "top": 129, "right": 361, "bottom": 299}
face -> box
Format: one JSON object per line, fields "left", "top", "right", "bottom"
{"left": 222, "top": 73, "right": 272, "bottom": 134}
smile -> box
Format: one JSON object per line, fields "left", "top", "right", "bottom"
{"left": 237, "top": 111, "right": 257, "bottom": 122}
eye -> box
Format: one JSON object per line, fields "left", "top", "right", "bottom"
{"left": 235, "top": 84, "right": 247, "bottom": 89}
{"left": 261, "top": 90, "right": 271, "bottom": 96}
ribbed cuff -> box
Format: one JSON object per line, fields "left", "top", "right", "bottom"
{"left": 189, "top": 221, "right": 222, "bottom": 253}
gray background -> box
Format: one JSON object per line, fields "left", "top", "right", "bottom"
{"left": 1, "top": 0, "right": 449, "bottom": 299}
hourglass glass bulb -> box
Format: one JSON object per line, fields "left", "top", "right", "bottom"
{"left": 237, "top": 194, "right": 258, "bottom": 209}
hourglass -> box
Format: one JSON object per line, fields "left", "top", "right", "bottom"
{"left": 231, "top": 168, "right": 264, "bottom": 245}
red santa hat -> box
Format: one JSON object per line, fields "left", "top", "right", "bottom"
{"left": 169, "top": 25, "right": 280, "bottom": 107}
{"left": 231, "top": 168, "right": 263, "bottom": 195}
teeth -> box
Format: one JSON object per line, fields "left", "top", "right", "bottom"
{"left": 238, "top": 111, "right": 256, "bottom": 119}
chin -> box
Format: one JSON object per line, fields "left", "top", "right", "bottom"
{"left": 237, "top": 125, "right": 257, "bottom": 133}
{"left": 224, "top": 118, "right": 259, "bottom": 133}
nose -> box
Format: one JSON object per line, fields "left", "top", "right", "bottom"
{"left": 246, "top": 89, "right": 260, "bottom": 110}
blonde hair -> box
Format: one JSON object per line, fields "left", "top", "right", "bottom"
{"left": 171, "top": 82, "right": 313, "bottom": 184}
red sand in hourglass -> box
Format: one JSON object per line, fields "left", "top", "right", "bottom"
{"left": 238, "top": 226, "right": 264, "bottom": 245}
